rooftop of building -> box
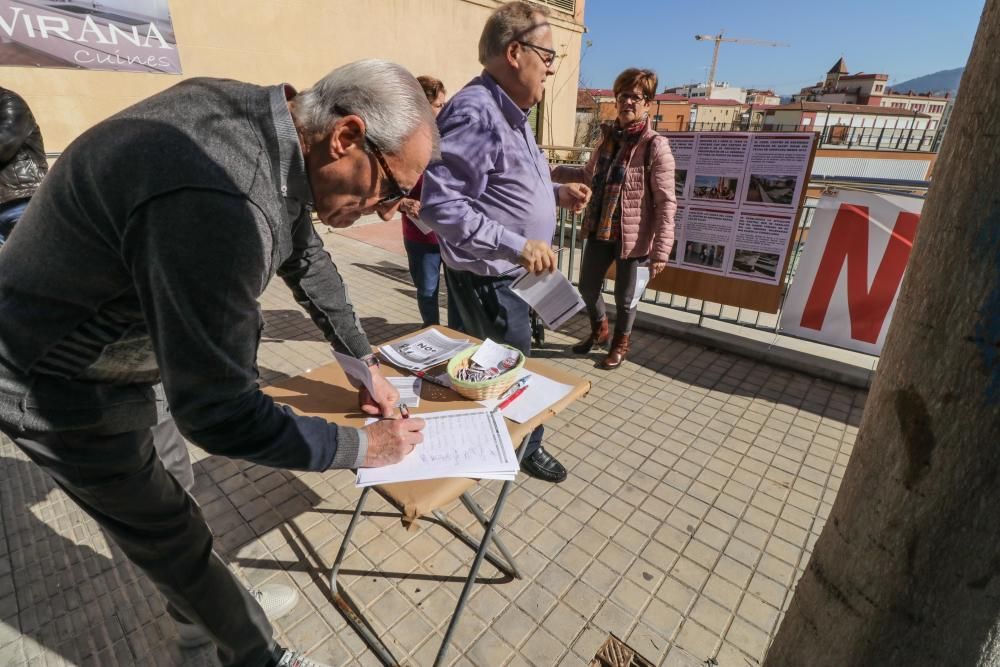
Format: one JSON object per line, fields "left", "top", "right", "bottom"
{"left": 689, "top": 98, "right": 745, "bottom": 107}
{"left": 768, "top": 101, "right": 931, "bottom": 117}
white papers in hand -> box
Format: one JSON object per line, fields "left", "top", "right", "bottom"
{"left": 379, "top": 328, "right": 472, "bottom": 372}
{"left": 630, "top": 266, "right": 651, "bottom": 309}
{"left": 411, "top": 214, "right": 434, "bottom": 235}
{"left": 509, "top": 269, "right": 584, "bottom": 330}
{"left": 479, "top": 370, "right": 574, "bottom": 423}
{"left": 332, "top": 350, "right": 375, "bottom": 397}
{"left": 356, "top": 408, "right": 519, "bottom": 487}
{"left": 387, "top": 376, "right": 422, "bottom": 407}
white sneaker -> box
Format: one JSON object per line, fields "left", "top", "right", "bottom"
{"left": 250, "top": 583, "right": 301, "bottom": 619}
{"left": 176, "top": 583, "right": 301, "bottom": 648}
{"left": 274, "top": 648, "right": 334, "bottom": 667}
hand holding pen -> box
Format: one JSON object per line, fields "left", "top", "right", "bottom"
{"left": 359, "top": 402, "right": 423, "bottom": 467}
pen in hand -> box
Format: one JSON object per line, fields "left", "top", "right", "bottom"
{"left": 399, "top": 403, "right": 410, "bottom": 419}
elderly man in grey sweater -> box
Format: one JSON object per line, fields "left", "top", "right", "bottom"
{"left": 0, "top": 60, "right": 435, "bottom": 667}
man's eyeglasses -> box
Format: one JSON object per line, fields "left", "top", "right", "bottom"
{"left": 516, "top": 40, "right": 557, "bottom": 68}
{"left": 616, "top": 93, "right": 648, "bottom": 104}
{"left": 364, "top": 136, "right": 409, "bottom": 207}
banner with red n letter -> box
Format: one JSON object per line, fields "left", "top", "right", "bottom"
{"left": 779, "top": 191, "right": 923, "bottom": 355}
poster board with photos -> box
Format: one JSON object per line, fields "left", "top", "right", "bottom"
{"left": 610, "top": 132, "right": 816, "bottom": 314}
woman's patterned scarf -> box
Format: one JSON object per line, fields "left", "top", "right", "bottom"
{"left": 586, "top": 115, "right": 648, "bottom": 241}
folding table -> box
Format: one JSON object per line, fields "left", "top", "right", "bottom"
{"left": 264, "top": 327, "right": 590, "bottom": 666}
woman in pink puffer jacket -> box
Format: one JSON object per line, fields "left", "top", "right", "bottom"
{"left": 552, "top": 68, "right": 677, "bottom": 369}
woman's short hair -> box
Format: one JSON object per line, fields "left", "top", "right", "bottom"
{"left": 417, "top": 75, "right": 446, "bottom": 104}
{"left": 478, "top": 1, "right": 551, "bottom": 65}
{"left": 613, "top": 68, "right": 658, "bottom": 101}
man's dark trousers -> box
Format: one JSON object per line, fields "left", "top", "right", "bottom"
{"left": 3, "top": 425, "right": 276, "bottom": 666}
{"left": 443, "top": 265, "right": 543, "bottom": 457}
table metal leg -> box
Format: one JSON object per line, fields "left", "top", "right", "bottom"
{"left": 430, "top": 507, "right": 520, "bottom": 579}
{"left": 330, "top": 486, "right": 370, "bottom": 589}
{"left": 433, "top": 472, "right": 521, "bottom": 666}
{"left": 330, "top": 488, "right": 402, "bottom": 666}
{"left": 332, "top": 433, "right": 533, "bottom": 667}
{"left": 459, "top": 492, "right": 521, "bottom": 580}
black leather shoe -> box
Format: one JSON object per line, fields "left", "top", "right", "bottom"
{"left": 521, "top": 446, "right": 567, "bottom": 483}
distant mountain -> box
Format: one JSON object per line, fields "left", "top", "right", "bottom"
{"left": 890, "top": 67, "right": 964, "bottom": 96}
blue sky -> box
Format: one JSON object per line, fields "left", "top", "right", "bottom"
{"left": 575, "top": 1, "right": 984, "bottom": 94}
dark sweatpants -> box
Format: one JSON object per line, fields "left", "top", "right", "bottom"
{"left": 442, "top": 266, "right": 544, "bottom": 457}
{"left": 4, "top": 425, "right": 276, "bottom": 667}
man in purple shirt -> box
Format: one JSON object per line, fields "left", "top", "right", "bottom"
{"left": 421, "top": 1, "right": 590, "bottom": 483}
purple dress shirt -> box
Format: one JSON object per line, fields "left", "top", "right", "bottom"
{"left": 420, "top": 71, "right": 560, "bottom": 277}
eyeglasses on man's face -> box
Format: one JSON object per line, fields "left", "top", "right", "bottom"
{"left": 364, "top": 136, "right": 409, "bottom": 208}
{"left": 516, "top": 40, "right": 557, "bottom": 68}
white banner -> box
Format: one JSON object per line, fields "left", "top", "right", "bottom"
{"left": 0, "top": 0, "right": 181, "bottom": 74}
{"left": 779, "top": 191, "right": 923, "bottom": 355}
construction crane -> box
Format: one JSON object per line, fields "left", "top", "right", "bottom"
{"left": 694, "top": 31, "right": 789, "bottom": 95}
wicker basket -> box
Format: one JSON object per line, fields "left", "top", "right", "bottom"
{"left": 446, "top": 344, "right": 525, "bottom": 400}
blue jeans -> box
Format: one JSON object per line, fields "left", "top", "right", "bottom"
{"left": 0, "top": 198, "right": 30, "bottom": 246}
{"left": 443, "top": 266, "right": 544, "bottom": 457}
{"left": 404, "top": 238, "right": 442, "bottom": 327}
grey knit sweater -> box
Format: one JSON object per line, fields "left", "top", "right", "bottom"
{"left": 0, "top": 78, "right": 370, "bottom": 471}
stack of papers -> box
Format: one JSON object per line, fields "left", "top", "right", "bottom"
{"left": 631, "top": 266, "right": 651, "bottom": 309}
{"left": 387, "top": 376, "right": 422, "bottom": 407}
{"left": 509, "top": 269, "right": 584, "bottom": 330}
{"left": 356, "top": 408, "right": 519, "bottom": 487}
{"left": 379, "top": 328, "right": 473, "bottom": 372}
{"left": 477, "top": 370, "right": 575, "bottom": 423}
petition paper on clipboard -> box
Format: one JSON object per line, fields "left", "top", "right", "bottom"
{"left": 509, "top": 269, "right": 584, "bottom": 330}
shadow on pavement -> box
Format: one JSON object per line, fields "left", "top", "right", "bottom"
{"left": 0, "top": 452, "right": 216, "bottom": 666}
{"left": 531, "top": 312, "right": 864, "bottom": 426}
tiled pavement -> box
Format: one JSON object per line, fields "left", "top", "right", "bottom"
{"left": 0, "top": 220, "right": 865, "bottom": 666}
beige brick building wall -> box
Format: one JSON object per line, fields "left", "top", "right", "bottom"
{"left": 2, "top": 0, "right": 585, "bottom": 151}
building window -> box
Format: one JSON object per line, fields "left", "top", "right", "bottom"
{"left": 653, "top": 114, "right": 663, "bottom": 121}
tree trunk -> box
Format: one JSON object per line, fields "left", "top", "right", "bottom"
{"left": 765, "top": 4, "right": 1000, "bottom": 666}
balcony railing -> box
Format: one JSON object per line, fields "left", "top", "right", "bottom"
{"left": 675, "top": 121, "right": 940, "bottom": 153}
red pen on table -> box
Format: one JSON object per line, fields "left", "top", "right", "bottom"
{"left": 414, "top": 370, "right": 449, "bottom": 388}
{"left": 497, "top": 385, "right": 528, "bottom": 411}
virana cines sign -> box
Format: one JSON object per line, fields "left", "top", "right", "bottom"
{"left": 0, "top": 1, "right": 181, "bottom": 74}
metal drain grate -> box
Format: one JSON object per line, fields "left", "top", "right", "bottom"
{"left": 590, "top": 634, "right": 656, "bottom": 667}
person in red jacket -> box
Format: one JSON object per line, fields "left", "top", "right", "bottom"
{"left": 398, "top": 75, "right": 451, "bottom": 326}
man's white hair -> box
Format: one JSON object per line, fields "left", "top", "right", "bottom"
{"left": 293, "top": 59, "right": 439, "bottom": 156}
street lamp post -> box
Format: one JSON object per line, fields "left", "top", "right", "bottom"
{"left": 823, "top": 104, "right": 832, "bottom": 144}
